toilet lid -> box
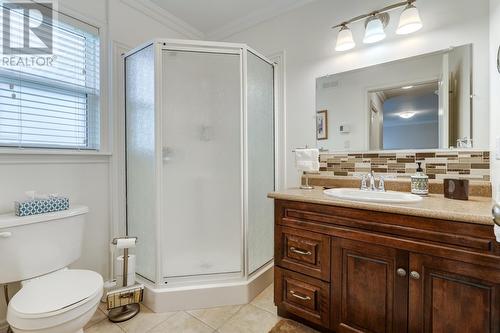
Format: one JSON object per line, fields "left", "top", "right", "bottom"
{"left": 10, "top": 269, "right": 103, "bottom": 317}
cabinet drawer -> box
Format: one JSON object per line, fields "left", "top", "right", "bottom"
{"left": 275, "top": 225, "right": 331, "bottom": 281}
{"left": 275, "top": 267, "right": 330, "bottom": 328}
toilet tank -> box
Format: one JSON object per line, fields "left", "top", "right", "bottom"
{"left": 0, "top": 206, "right": 89, "bottom": 284}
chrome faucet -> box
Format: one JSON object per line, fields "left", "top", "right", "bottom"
{"left": 360, "top": 175, "right": 368, "bottom": 191}
{"left": 378, "top": 176, "right": 385, "bottom": 192}
{"left": 368, "top": 171, "right": 376, "bottom": 191}
{"left": 360, "top": 171, "right": 385, "bottom": 192}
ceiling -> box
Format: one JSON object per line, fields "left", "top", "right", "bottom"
{"left": 382, "top": 82, "right": 439, "bottom": 100}
{"left": 148, "top": 0, "right": 315, "bottom": 38}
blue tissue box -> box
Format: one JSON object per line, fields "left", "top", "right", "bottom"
{"left": 15, "top": 197, "right": 70, "bottom": 217}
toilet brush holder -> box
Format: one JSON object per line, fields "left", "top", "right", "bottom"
{"left": 107, "top": 237, "right": 144, "bottom": 323}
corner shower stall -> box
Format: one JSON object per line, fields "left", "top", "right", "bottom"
{"left": 124, "top": 40, "right": 275, "bottom": 311}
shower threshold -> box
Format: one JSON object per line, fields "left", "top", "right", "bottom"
{"left": 138, "top": 261, "right": 274, "bottom": 312}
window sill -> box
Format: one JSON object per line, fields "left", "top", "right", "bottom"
{"left": 0, "top": 148, "right": 112, "bottom": 156}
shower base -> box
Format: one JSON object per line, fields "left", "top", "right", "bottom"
{"left": 140, "top": 261, "right": 274, "bottom": 312}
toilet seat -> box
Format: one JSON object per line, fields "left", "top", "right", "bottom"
{"left": 7, "top": 269, "right": 103, "bottom": 331}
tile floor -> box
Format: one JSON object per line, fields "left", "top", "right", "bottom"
{"left": 84, "top": 284, "right": 319, "bottom": 333}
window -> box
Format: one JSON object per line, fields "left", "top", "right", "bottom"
{"left": 0, "top": 2, "right": 100, "bottom": 150}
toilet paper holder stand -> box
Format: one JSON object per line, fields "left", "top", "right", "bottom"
{"left": 111, "top": 236, "right": 137, "bottom": 287}
{"left": 108, "top": 236, "right": 143, "bottom": 323}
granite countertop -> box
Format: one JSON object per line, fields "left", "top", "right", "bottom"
{"left": 268, "top": 187, "right": 494, "bottom": 226}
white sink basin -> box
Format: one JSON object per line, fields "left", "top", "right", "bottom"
{"left": 323, "top": 188, "right": 423, "bottom": 204}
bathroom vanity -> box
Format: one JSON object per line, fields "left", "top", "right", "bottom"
{"left": 269, "top": 188, "right": 498, "bottom": 333}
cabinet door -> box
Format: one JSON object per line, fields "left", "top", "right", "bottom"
{"left": 409, "top": 254, "right": 500, "bottom": 333}
{"left": 332, "top": 238, "right": 408, "bottom": 333}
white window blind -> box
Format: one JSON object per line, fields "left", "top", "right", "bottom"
{"left": 0, "top": 1, "right": 100, "bottom": 149}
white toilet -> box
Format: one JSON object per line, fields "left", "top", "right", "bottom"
{"left": 0, "top": 206, "right": 103, "bottom": 333}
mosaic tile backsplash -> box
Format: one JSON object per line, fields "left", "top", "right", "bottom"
{"left": 319, "top": 151, "right": 490, "bottom": 181}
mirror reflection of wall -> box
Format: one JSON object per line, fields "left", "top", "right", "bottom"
{"left": 316, "top": 44, "right": 474, "bottom": 152}
{"left": 370, "top": 82, "right": 440, "bottom": 150}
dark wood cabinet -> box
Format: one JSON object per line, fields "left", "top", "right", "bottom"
{"left": 273, "top": 199, "right": 500, "bottom": 333}
{"left": 408, "top": 254, "right": 500, "bottom": 333}
{"left": 276, "top": 225, "right": 331, "bottom": 281}
{"left": 275, "top": 267, "right": 331, "bottom": 327}
{"left": 332, "top": 238, "right": 408, "bottom": 333}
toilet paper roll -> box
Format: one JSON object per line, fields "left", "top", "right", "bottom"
{"left": 116, "top": 273, "right": 135, "bottom": 288}
{"left": 115, "top": 254, "right": 136, "bottom": 275}
{"left": 115, "top": 254, "right": 136, "bottom": 287}
{"left": 116, "top": 238, "right": 136, "bottom": 249}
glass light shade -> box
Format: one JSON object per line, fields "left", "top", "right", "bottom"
{"left": 363, "top": 17, "right": 386, "bottom": 44}
{"left": 397, "top": 4, "right": 423, "bottom": 35}
{"left": 399, "top": 111, "right": 417, "bottom": 119}
{"left": 335, "top": 26, "right": 355, "bottom": 52}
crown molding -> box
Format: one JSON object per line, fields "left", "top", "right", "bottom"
{"left": 120, "top": 0, "right": 205, "bottom": 39}
{"left": 207, "top": 0, "right": 316, "bottom": 40}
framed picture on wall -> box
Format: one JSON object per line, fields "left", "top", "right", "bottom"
{"left": 316, "top": 110, "right": 328, "bottom": 140}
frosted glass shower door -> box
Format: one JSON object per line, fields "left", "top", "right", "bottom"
{"left": 247, "top": 51, "right": 275, "bottom": 274}
{"left": 161, "top": 49, "right": 242, "bottom": 279}
{"left": 125, "top": 45, "right": 157, "bottom": 282}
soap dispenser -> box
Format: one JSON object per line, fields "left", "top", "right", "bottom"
{"left": 411, "top": 162, "right": 429, "bottom": 196}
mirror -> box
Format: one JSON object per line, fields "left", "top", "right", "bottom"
{"left": 316, "top": 44, "right": 474, "bottom": 151}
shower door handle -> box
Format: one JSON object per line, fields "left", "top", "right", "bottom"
{"left": 162, "top": 147, "right": 173, "bottom": 162}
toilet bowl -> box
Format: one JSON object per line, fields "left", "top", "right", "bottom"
{"left": 0, "top": 206, "right": 103, "bottom": 333}
{"left": 7, "top": 269, "right": 103, "bottom": 333}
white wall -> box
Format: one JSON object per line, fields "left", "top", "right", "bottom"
{"left": 224, "top": 0, "right": 490, "bottom": 187}
{"left": 384, "top": 122, "right": 439, "bottom": 150}
{"left": 491, "top": 0, "right": 500, "bottom": 201}
{"left": 448, "top": 45, "right": 472, "bottom": 141}
{"left": 0, "top": 0, "right": 191, "bottom": 329}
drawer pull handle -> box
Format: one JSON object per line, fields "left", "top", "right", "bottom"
{"left": 410, "top": 271, "right": 421, "bottom": 280}
{"left": 289, "top": 247, "right": 312, "bottom": 256}
{"left": 290, "top": 290, "right": 311, "bottom": 301}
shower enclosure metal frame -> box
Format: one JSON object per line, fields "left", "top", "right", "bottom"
{"left": 124, "top": 39, "right": 277, "bottom": 302}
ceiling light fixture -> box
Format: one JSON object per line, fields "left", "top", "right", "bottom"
{"left": 402, "top": 85, "right": 414, "bottom": 89}
{"left": 363, "top": 14, "right": 387, "bottom": 44}
{"left": 399, "top": 111, "right": 417, "bottom": 119}
{"left": 397, "top": 3, "right": 423, "bottom": 35}
{"left": 335, "top": 25, "right": 356, "bottom": 52}
{"left": 332, "top": 0, "right": 423, "bottom": 52}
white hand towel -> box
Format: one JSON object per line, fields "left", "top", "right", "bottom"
{"left": 495, "top": 224, "right": 500, "bottom": 243}
{"left": 295, "top": 148, "right": 320, "bottom": 173}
